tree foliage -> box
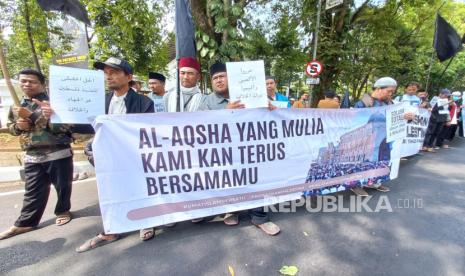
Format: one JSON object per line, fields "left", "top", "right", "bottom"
{"left": 83, "top": 0, "right": 169, "bottom": 76}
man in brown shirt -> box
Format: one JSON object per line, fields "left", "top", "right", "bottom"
{"left": 317, "top": 90, "right": 340, "bottom": 108}
{"left": 292, "top": 93, "right": 309, "bottom": 108}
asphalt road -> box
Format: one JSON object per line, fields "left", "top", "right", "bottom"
{"left": 0, "top": 138, "right": 464, "bottom": 276}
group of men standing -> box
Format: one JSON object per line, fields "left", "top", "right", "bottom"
{"left": 1, "top": 55, "right": 462, "bottom": 255}
{"left": 0, "top": 56, "right": 291, "bottom": 253}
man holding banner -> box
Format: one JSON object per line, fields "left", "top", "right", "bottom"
{"left": 352, "top": 77, "right": 414, "bottom": 196}
{"left": 165, "top": 57, "right": 205, "bottom": 112}
{"left": 199, "top": 62, "right": 280, "bottom": 235}
{"left": 76, "top": 57, "right": 155, "bottom": 252}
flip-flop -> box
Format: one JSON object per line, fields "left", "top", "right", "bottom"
{"left": 139, "top": 228, "right": 155, "bottom": 241}
{"left": 255, "top": 222, "right": 280, "bottom": 236}
{"left": 191, "top": 218, "right": 204, "bottom": 223}
{"left": 0, "top": 226, "right": 35, "bottom": 240}
{"left": 75, "top": 234, "right": 119, "bottom": 253}
{"left": 56, "top": 212, "right": 72, "bottom": 226}
{"left": 223, "top": 213, "right": 239, "bottom": 226}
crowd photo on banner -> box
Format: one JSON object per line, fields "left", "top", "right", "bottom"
{"left": 1, "top": 0, "right": 465, "bottom": 258}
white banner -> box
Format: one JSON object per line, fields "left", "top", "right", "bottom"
{"left": 93, "top": 107, "right": 399, "bottom": 234}
{"left": 386, "top": 104, "right": 407, "bottom": 143}
{"left": 400, "top": 108, "right": 430, "bottom": 157}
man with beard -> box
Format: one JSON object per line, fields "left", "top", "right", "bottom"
{"left": 198, "top": 62, "right": 280, "bottom": 236}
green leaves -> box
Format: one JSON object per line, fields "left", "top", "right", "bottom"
{"left": 200, "top": 47, "right": 209, "bottom": 58}
{"left": 81, "top": 0, "right": 168, "bottom": 75}
{"left": 202, "top": 33, "right": 210, "bottom": 44}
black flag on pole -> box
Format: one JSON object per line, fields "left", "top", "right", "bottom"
{"left": 36, "top": 0, "right": 91, "bottom": 26}
{"left": 433, "top": 14, "right": 463, "bottom": 62}
{"left": 175, "top": 0, "right": 196, "bottom": 59}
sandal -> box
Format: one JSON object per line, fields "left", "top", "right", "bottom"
{"left": 255, "top": 221, "right": 280, "bottom": 236}
{"left": 0, "top": 226, "right": 35, "bottom": 240}
{"left": 223, "top": 213, "right": 239, "bottom": 226}
{"left": 139, "top": 228, "right": 155, "bottom": 241}
{"left": 75, "top": 233, "right": 119, "bottom": 253}
{"left": 56, "top": 212, "right": 72, "bottom": 226}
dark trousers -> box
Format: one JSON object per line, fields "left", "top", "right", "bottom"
{"left": 447, "top": 124, "right": 458, "bottom": 141}
{"left": 436, "top": 125, "right": 450, "bottom": 147}
{"left": 248, "top": 207, "right": 269, "bottom": 225}
{"left": 424, "top": 121, "right": 444, "bottom": 147}
{"left": 459, "top": 120, "right": 464, "bottom": 137}
{"left": 15, "top": 156, "right": 73, "bottom": 227}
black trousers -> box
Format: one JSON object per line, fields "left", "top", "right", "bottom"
{"left": 447, "top": 124, "right": 458, "bottom": 141}
{"left": 424, "top": 121, "right": 445, "bottom": 148}
{"left": 436, "top": 125, "right": 450, "bottom": 147}
{"left": 248, "top": 207, "right": 269, "bottom": 225}
{"left": 15, "top": 156, "right": 73, "bottom": 227}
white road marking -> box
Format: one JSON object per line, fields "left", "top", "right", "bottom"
{"left": 0, "top": 177, "right": 96, "bottom": 197}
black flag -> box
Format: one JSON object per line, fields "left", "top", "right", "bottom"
{"left": 175, "top": 0, "right": 196, "bottom": 59}
{"left": 36, "top": 0, "right": 91, "bottom": 26}
{"left": 433, "top": 14, "right": 463, "bottom": 62}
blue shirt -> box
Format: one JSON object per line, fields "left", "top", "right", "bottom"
{"left": 269, "top": 92, "right": 291, "bottom": 107}
{"left": 354, "top": 98, "right": 388, "bottom": 108}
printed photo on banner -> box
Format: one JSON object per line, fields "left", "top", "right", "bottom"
{"left": 226, "top": 60, "right": 268, "bottom": 109}
{"left": 49, "top": 65, "right": 105, "bottom": 124}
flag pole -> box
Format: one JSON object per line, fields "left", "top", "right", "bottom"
{"left": 424, "top": 50, "right": 435, "bottom": 92}
{"left": 176, "top": 58, "right": 182, "bottom": 112}
{"left": 439, "top": 55, "right": 455, "bottom": 80}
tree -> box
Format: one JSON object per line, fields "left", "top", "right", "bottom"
{"left": 190, "top": 0, "right": 261, "bottom": 63}
{"left": 4, "top": 0, "right": 72, "bottom": 77}
{"left": 83, "top": 0, "right": 169, "bottom": 76}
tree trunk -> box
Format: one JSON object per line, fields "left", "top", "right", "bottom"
{"left": 23, "top": 0, "right": 42, "bottom": 73}
{"left": 0, "top": 34, "right": 20, "bottom": 106}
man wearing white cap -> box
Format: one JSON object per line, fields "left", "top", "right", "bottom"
{"left": 352, "top": 77, "right": 414, "bottom": 196}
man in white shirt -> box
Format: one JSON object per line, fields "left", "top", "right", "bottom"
{"left": 394, "top": 81, "right": 421, "bottom": 106}
{"left": 165, "top": 57, "right": 205, "bottom": 112}
{"left": 76, "top": 57, "right": 154, "bottom": 252}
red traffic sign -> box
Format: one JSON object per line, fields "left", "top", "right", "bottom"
{"left": 305, "top": 60, "right": 324, "bottom": 77}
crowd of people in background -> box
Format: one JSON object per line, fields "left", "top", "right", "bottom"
{"left": 1, "top": 55, "right": 464, "bottom": 255}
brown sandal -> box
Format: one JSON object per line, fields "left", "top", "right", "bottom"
{"left": 56, "top": 212, "right": 72, "bottom": 226}
{"left": 139, "top": 228, "right": 155, "bottom": 241}
{"left": 0, "top": 226, "right": 35, "bottom": 240}
{"left": 223, "top": 213, "right": 239, "bottom": 226}
{"left": 76, "top": 233, "right": 119, "bottom": 253}
{"left": 255, "top": 222, "right": 280, "bottom": 236}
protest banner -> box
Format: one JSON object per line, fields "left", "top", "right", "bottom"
{"left": 92, "top": 106, "right": 400, "bottom": 234}
{"left": 462, "top": 92, "right": 465, "bottom": 138}
{"left": 226, "top": 60, "right": 268, "bottom": 108}
{"left": 400, "top": 108, "right": 430, "bottom": 157}
{"left": 49, "top": 65, "right": 105, "bottom": 124}
{"left": 386, "top": 104, "right": 407, "bottom": 142}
